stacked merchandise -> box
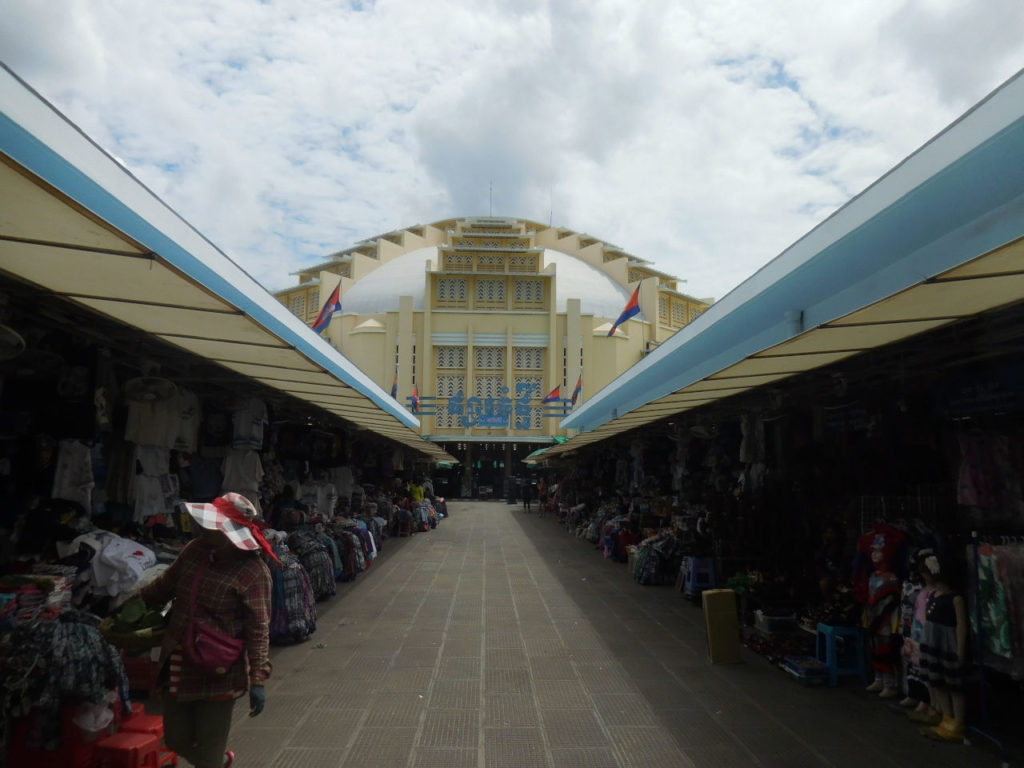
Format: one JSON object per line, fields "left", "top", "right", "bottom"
{"left": 265, "top": 543, "right": 317, "bottom": 646}
{"left": 0, "top": 610, "right": 131, "bottom": 763}
{"left": 631, "top": 529, "right": 684, "bottom": 586}
{"left": 286, "top": 529, "right": 337, "bottom": 602}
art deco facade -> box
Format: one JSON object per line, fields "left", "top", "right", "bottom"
{"left": 276, "top": 217, "right": 711, "bottom": 492}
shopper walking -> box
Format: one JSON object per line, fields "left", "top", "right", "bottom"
{"left": 140, "top": 493, "right": 275, "bottom": 768}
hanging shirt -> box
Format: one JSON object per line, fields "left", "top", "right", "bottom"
{"left": 232, "top": 398, "right": 268, "bottom": 450}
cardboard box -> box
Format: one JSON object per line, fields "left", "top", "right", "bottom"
{"left": 703, "top": 588, "right": 742, "bottom": 664}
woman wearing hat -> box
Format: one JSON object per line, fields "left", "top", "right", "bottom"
{"left": 139, "top": 493, "right": 275, "bottom": 768}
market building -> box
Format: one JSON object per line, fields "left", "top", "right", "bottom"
{"left": 275, "top": 217, "right": 712, "bottom": 497}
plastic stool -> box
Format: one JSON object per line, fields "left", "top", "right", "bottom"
{"left": 680, "top": 556, "right": 716, "bottom": 599}
{"left": 815, "top": 623, "right": 868, "bottom": 687}
{"left": 120, "top": 704, "right": 165, "bottom": 738}
{"left": 96, "top": 730, "right": 162, "bottom": 768}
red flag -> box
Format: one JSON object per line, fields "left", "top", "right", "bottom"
{"left": 608, "top": 284, "right": 641, "bottom": 336}
{"left": 542, "top": 386, "right": 561, "bottom": 403}
{"left": 311, "top": 282, "right": 342, "bottom": 333}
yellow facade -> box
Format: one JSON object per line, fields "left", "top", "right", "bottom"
{"left": 275, "top": 217, "right": 711, "bottom": 485}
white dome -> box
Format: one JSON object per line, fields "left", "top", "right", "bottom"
{"left": 342, "top": 246, "right": 631, "bottom": 318}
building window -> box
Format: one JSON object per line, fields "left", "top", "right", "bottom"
{"left": 308, "top": 290, "right": 319, "bottom": 316}
{"left": 529, "top": 405, "right": 544, "bottom": 430}
{"left": 475, "top": 375, "right": 504, "bottom": 398}
{"left": 658, "top": 295, "right": 669, "bottom": 324}
{"left": 629, "top": 269, "right": 645, "bottom": 283}
{"left": 289, "top": 294, "right": 306, "bottom": 318}
{"left": 512, "top": 279, "right": 543, "bottom": 307}
{"left": 434, "top": 402, "right": 460, "bottom": 429}
{"left": 671, "top": 300, "right": 687, "bottom": 327}
{"left": 436, "top": 346, "right": 466, "bottom": 368}
{"left": 474, "top": 347, "right": 505, "bottom": 369}
{"left": 513, "top": 347, "right": 543, "bottom": 370}
{"left": 513, "top": 375, "right": 542, "bottom": 400}
{"left": 689, "top": 304, "right": 704, "bottom": 322}
{"left": 509, "top": 254, "right": 537, "bottom": 272}
{"left": 445, "top": 252, "right": 473, "bottom": 270}
{"left": 476, "top": 253, "right": 505, "bottom": 272}
{"left": 437, "top": 278, "right": 468, "bottom": 308}
{"left": 475, "top": 278, "right": 506, "bottom": 309}
{"left": 436, "top": 375, "right": 465, "bottom": 398}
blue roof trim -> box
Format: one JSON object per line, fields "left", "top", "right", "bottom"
{"left": 563, "top": 73, "right": 1024, "bottom": 433}
{"left": 0, "top": 91, "right": 418, "bottom": 429}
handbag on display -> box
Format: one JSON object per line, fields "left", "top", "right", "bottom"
{"left": 180, "top": 557, "right": 244, "bottom": 675}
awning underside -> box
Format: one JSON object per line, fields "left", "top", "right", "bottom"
{"left": 0, "top": 158, "right": 454, "bottom": 463}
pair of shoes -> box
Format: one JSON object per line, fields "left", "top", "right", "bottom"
{"left": 922, "top": 717, "right": 966, "bottom": 742}
{"left": 224, "top": 750, "right": 235, "bottom": 767}
{"left": 908, "top": 708, "right": 942, "bottom": 725}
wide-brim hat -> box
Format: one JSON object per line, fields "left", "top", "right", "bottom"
{"left": 184, "top": 492, "right": 261, "bottom": 553}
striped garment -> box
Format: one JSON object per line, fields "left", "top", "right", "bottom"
{"left": 141, "top": 539, "right": 272, "bottom": 701}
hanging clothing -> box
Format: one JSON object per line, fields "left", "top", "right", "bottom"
{"left": 232, "top": 397, "right": 268, "bottom": 450}
{"left": 919, "top": 591, "right": 964, "bottom": 690}
{"left": 51, "top": 439, "right": 94, "bottom": 513}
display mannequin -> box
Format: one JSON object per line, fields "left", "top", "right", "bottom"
{"left": 904, "top": 549, "right": 938, "bottom": 722}
{"left": 864, "top": 540, "right": 901, "bottom": 698}
{"left": 918, "top": 553, "right": 967, "bottom": 741}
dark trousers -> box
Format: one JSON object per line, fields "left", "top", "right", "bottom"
{"left": 161, "top": 694, "right": 235, "bottom": 768}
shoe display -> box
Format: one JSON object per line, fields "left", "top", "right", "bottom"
{"left": 908, "top": 708, "right": 942, "bottom": 725}
{"left": 922, "top": 717, "right": 966, "bottom": 742}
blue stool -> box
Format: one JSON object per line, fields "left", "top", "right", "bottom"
{"left": 681, "top": 556, "right": 716, "bottom": 598}
{"left": 815, "top": 623, "right": 867, "bottom": 687}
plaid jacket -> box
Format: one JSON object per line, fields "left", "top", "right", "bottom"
{"left": 142, "top": 539, "right": 272, "bottom": 701}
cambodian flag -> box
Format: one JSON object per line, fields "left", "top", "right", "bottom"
{"left": 311, "top": 282, "right": 342, "bottom": 333}
{"left": 390, "top": 370, "right": 398, "bottom": 399}
{"left": 571, "top": 374, "right": 582, "bottom": 406}
{"left": 608, "top": 284, "right": 641, "bottom": 336}
{"left": 411, "top": 383, "right": 420, "bottom": 413}
{"left": 542, "top": 386, "right": 561, "bottom": 404}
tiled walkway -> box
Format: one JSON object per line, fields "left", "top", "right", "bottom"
{"left": 219, "top": 501, "right": 999, "bottom": 767}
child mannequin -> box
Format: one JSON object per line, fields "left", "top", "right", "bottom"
{"left": 905, "top": 549, "right": 939, "bottom": 724}
{"left": 864, "top": 542, "right": 901, "bottom": 698}
{"left": 918, "top": 553, "right": 967, "bottom": 741}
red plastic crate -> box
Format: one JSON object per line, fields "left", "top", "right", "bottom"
{"left": 8, "top": 705, "right": 100, "bottom": 768}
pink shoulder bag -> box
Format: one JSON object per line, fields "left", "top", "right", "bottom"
{"left": 179, "top": 556, "right": 245, "bottom": 675}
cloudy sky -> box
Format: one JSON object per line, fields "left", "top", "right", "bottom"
{"left": 2, "top": 0, "right": 1022, "bottom": 303}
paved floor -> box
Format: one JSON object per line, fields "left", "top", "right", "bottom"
{"left": 219, "top": 501, "right": 1004, "bottom": 767}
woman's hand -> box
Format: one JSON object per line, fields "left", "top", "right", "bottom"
{"left": 249, "top": 685, "right": 266, "bottom": 717}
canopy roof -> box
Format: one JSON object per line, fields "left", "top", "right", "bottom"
{"left": 0, "top": 65, "right": 454, "bottom": 464}
{"left": 553, "top": 68, "right": 1024, "bottom": 458}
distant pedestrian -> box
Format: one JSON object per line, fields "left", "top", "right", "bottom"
{"left": 522, "top": 481, "right": 534, "bottom": 513}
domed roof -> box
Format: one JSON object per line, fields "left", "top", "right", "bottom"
{"left": 342, "top": 246, "right": 632, "bottom": 318}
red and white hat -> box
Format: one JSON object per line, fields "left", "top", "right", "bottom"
{"left": 184, "top": 492, "right": 278, "bottom": 563}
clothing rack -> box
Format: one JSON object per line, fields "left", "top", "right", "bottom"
{"left": 968, "top": 530, "right": 1019, "bottom": 767}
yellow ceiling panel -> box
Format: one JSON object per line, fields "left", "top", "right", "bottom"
{"left": 0, "top": 241, "right": 227, "bottom": 310}
{"left": 157, "top": 335, "right": 321, "bottom": 371}
{"left": 0, "top": 160, "right": 144, "bottom": 253}
{"left": 756, "top": 319, "right": 949, "bottom": 357}
{"left": 710, "top": 351, "right": 856, "bottom": 378}
{"left": 832, "top": 274, "right": 1024, "bottom": 325}
{"left": 73, "top": 297, "right": 275, "bottom": 346}
{"left": 937, "top": 238, "right": 1024, "bottom": 279}
{"left": 217, "top": 361, "right": 337, "bottom": 385}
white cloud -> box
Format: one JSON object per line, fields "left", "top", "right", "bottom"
{"left": 1, "top": 0, "right": 1021, "bottom": 302}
